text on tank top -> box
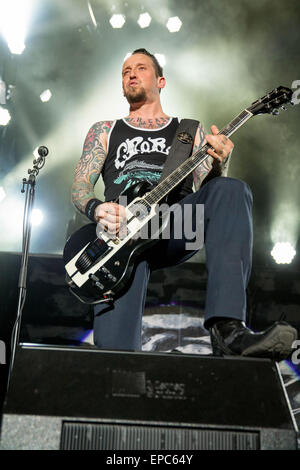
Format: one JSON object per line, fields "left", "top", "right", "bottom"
{"left": 102, "top": 117, "right": 180, "bottom": 202}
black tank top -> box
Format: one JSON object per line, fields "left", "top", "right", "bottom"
{"left": 102, "top": 118, "right": 180, "bottom": 201}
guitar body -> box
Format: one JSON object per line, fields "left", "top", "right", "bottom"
{"left": 63, "top": 182, "right": 164, "bottom": 304}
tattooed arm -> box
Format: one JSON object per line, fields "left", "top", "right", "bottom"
{"left": 192, "top": 122, "right": 232, "bottom": 190}
{"left": 192, "top": 122, "right": 213, "bottom": 191}
{"left": 71, "top": 121, "right": 113, "bottom": 216}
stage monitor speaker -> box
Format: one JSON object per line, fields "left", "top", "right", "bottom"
{"left": 0, "top": 344, "right": 298, "bottom": 450}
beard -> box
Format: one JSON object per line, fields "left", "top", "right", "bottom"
{"left": 124, "top": 85, "right": 147, "bottom": 104}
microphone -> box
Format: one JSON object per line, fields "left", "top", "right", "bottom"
{"left": 37, "top": 146, "right": 49, "bottom": 157}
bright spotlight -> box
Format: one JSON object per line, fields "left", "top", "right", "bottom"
{"left": 137, "top": 12, "right": 152, "bottom": 29}
{"left": 0, "top": 106, "right": 11, "bottom": 125}
{"left": 7, "top": 41, "right": 25, "bottom": 55}
{"left": 166, "top": 16, "right": 182, "bottom": 33}
{"left": 0, "top": 0, "right": 35, "bottom": 54}
{"left": 109, "top": 14, "right": 126, "bottom": 29}
{"left": 154, "top": 53, "right": 166, "bottom": 68}
{"left": 0, "top": 186, "right": 6, "bottom": 203}
{"left": 40, "top": 89, "right": 52, "bottom": 103}
{"left": 30, "top": 208, "right": 43, "bottom": 226}
{"left": 271, "top": 242, "right": 296, "bottom": 264}
{"left": 0, "top": 197, "right": 23, "bottom": 239}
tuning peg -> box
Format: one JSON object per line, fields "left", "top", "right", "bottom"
{"left": 272, "top": 108, "right": 280, "bottom": 115}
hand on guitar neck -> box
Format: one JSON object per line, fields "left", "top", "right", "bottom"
{"left": 205, "top": 125, "right": 234, "bottom": 164}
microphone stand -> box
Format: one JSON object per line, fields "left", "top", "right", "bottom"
{"left": 7, "top": 147, "right": 49, "bottom": 389}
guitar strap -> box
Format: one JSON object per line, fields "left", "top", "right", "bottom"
{"left": 158, "top": 118, "right": 199, "bottom": 201}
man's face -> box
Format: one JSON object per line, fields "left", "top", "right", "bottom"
{"left": 122, "top": 53, "right": 163, "bottom": 104}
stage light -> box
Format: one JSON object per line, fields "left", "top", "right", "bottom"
{"left": 154, "top": 53, "right": 166, "bottom": 68}
{"left": 0, "top": 197, "right": 23, "bottom": 240}
{"left": 109, "top": 14, "right": 126, "bottom": 29}
{"left": 40, "top": 89, "right": 52, "bottom": 103}
{"left": 137, "top": 12, "right": 152, "bottom": 29}
{"left": 30, "top": 208, "right": 43, "bottom": 226}
{"left": 0, "top": 0, "right": 35, "bottom": 54}
{"left": 0, "top": 187, "right": 6, "bottom": 203}
{"left": 271, "top": 242, "right": 296, "bottom": 264}
{"left": 7, "top": 41, "right": 25, "bottom": 55}
{"left": 0, "top": 106, "right": 11, "bottom": 125}
{"left": 166, "top": 16, "right": 182, "bottom": 33}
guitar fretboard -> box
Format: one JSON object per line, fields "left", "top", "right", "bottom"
{"left": 143, "top": 109, "right": 253, "bottom": 206}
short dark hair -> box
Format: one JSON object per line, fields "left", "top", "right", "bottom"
{"left": 132, "top": 48, "right": 163, "bottom": 78}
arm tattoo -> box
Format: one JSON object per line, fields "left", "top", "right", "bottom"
{"left": 71, "top": 121, "right": 113, "bottom": 214}
{"left": 192, "top": 122, "right": 228, "bottom": 190}
{"left": 192, "top": 123, "right": 213, "bottom": 191}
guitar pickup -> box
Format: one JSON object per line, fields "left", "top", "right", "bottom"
{"left": 75, "top": 238, "right": 112, "bottom": 274}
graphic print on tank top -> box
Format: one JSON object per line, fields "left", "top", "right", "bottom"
{"left": 102, "top": 118, "right": 179, "bottom": 202}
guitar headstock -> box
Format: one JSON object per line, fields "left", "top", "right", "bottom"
{"left": 248, "top": 86, "right": 293, "bottom": 116}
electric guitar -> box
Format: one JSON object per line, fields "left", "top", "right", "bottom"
{"left": 63, "top": 86, "right": 294, "bottom": 304}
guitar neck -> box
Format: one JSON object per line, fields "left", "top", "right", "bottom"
{"left": 144, "top": 108, "right": 253, "bottom": 206}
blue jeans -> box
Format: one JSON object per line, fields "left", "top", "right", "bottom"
{"left": 93, "top": 177, "right": 253, "bottom": 350}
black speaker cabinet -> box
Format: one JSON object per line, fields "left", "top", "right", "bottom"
{"left": 0, "top": 344, "right": 298, "bottom": 450}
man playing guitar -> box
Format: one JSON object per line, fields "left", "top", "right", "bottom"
{"left": 70, "top": 48, "right": 297, "bottom": 359}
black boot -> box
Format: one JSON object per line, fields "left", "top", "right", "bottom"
{"left": 210, "top": 319, "right": 298, "bottom": 361}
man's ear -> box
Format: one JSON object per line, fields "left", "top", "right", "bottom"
{"left": 157, "top": 76, "right": 166, "bottom": 91}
